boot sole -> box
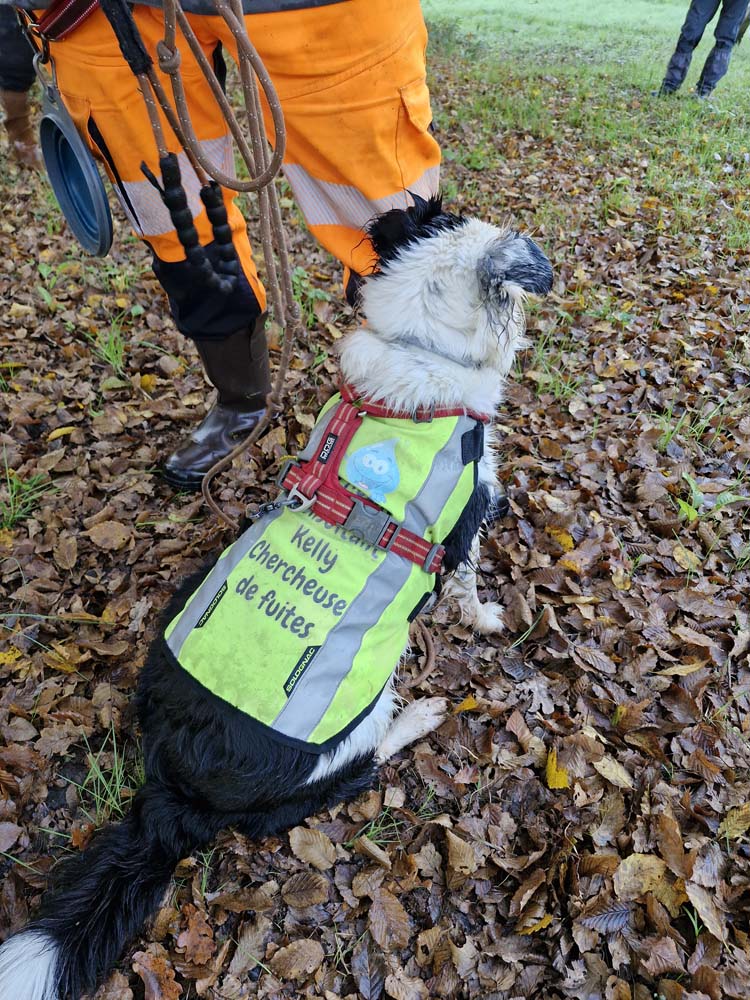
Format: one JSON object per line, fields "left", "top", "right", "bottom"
{"left": 161, "top": 466, "right": 205, "bottom": 492}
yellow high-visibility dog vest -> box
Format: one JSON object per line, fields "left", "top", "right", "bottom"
{"left": 164, "top": 390, "right": 486, "bottom": 752}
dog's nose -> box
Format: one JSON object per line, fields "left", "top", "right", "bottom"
{"left": 507, "top": 236, "right": 553, "bottom": 295}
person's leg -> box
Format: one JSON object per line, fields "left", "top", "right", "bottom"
{"left": 696, "top": 0, "right": 749, "bottom": 94}
{"left": 660, "top": 0, "right": 721, "bottom": 93}
{"left": 219, "top": 0, "right": 440, "bottom": 301}
{"left": 42, "top": 5, "right": 271, "bottom": 488}
{"left": 0, "top": 7, "right": 40, "bottom": 167}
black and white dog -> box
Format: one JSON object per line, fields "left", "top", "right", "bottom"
{"left": 0, "top": 197, "right": 551, "bottom": 1000}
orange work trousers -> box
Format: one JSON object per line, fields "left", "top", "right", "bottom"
{"left": 44, "top": 0, "right": 440, "bottom": 322}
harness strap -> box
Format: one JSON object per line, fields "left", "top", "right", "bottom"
{"left": 281, "top": 462, "right": 444, "bottom": 574}
{"left": 26, "top": 0, "right": 99, "bottom": 42}
{"left": 340, "top": 383, "right": 491, "bottom": 425}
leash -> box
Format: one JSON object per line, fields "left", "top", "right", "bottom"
{"left": 22, "top": 0, "right": 303, "bottom": 532}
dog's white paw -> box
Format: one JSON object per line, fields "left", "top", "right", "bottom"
{"left": 468, "top": 601, "right": 505, "bottom": 635}
{"left": 377, "top": 697, "right": 449, "bottom": 761}
{"left": 402, "top": 696, "right": 450, "bottom": 740}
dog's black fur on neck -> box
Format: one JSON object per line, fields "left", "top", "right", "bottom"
{"left": 367, "top": 193, "right": 466, "bottom": 266}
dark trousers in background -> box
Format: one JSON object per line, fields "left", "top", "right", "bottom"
{"left": 662, "top": 0, "right": 750, "bottom": 94}
{"left": 0, "top": 6, "right": 35, "bottom": 92}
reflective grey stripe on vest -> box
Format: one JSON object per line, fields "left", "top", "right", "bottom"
{"left": 282, "top": 163, "right": 440, "bottom": 231}
{"left": 166, "top": 402, "right": 341, "bottom": 654}
{"left": 269, "top": 414, "right": 475, "bottom": 742}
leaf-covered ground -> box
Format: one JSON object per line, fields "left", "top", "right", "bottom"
{"left": 2, "top": 7, "right": 750, "bottom": 1000}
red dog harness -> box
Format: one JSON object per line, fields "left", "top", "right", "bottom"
{"left": 278, "top": 385, "right": 490, "bottom": 575}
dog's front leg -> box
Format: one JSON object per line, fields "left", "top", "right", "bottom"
{"left": 441, "top": 443, "right": 505, "bottom": 635}
{"left": 442, "top": 531, "right": 505, "bottom": 635}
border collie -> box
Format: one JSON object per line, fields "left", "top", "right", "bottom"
{"left": 0, "top": 196, "right": 552, "bottom": 999}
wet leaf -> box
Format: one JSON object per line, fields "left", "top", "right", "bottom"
{"left": 175, "top": 904, "right": 215, "bottom": 966}
{"left": 385, "top": 969, "right": 429, "bottom": 1000}
{"left": 86, "top": 521, "right": 132, "bottom": 551}
{"left": 593, "top": 756, "right": 634, "bottom": 790}
{"left": 228, "top": 915, "right": 271, "bottom": 976}
{"left": 281, "top": 871, "right": 330, "bottom": 907}
{"left": 545, "top": 748, "right": 569, "bottom": 789}
{"left": 717, "top": 803, "right": 750, "bottom": 841}
{"left": 445, "top": 830, "right": 477, "bottom": 889}
{"left": 351, "top": 933, "right": 386, "bottom": 1000}
{"left": 613, "top": 854, "right": 668, "bottom": 900}
{"left": 132, "top": 945, "right": 182, "bottom": 1000}
{"left": 369, "top": 887, "right": 411, "bottom": 951}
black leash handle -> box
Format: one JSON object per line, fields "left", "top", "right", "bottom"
{"left": 143, "top": 155, "right": 235, "bottom": 295}
{"left": 98, "top": 0, "right": 152, "bottom": 76}
{"left": 200, "top": 182, "right": 241, "bottom": 280}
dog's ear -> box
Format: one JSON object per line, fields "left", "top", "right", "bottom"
{"left": 368, "top": 194, "right": 464, "bottom": 266}
{"left": 479, "top": 234, "right": 553, "bottom": 298}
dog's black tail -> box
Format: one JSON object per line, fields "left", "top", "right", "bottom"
{"left": 0, "top": 780, "right": 216, "bottom": 1000}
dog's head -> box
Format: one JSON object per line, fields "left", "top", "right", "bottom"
{"left": 362, "top": 195, "right": 552, "bottom": 375}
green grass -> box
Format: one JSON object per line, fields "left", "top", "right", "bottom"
{"left": 424, "top": 1, "right": 750, "bottom": 268}
{"left": 291, "top": 265, "right": 332, "bottom": 330}
{"left": 424, "top": 1, "right": 750, "bottom": 88}
{"left": 68, "top": 726, "right": 145, "bottom": 828}
{"left": 1, "top": 454, "right": 57, "bottom": 529}
{"left": 86, "top": 306, "right": 143, "bottom": 381}
{"left": 517, "top": 321, "right": 586, "bottom": 402}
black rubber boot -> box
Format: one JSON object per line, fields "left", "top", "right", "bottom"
{"left": 696, "top": 44, "right": 732, "bottom": 95}
{"left": 163, "top": 314, "right": 271, "bottom": 491}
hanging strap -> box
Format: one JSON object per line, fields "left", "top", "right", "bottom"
{"left": 23, "top": 0, "right": 100, "bottom": 43}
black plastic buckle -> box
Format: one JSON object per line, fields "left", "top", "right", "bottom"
{"left": 412, "top": 403, "right": 436, "bottom": 423}
{"left": 422, "top": 543, "right": 443, "bottom": 573}
{"left": 276, "top": 458, "right": 298, "bottom": 488}
{"left": 344, "top": 500, "right": 391, "bottom": 546}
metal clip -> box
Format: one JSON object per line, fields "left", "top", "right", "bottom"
{"left": 343, "top": 500, "right": 391, "bottom": 546}
{"left": 286, "top": 485, "right": 316, "bottom": 512}
{"left": 412, "top": 403, "right": 435, "bottom": 423}
{"left": 422, "top": 543, "right": 444, "bottom": 573}
{"left": 247, "top": 486, "right": 314, "bottom": 523}
{"left": 275, "top": 458, "right": 297, "bottom": 488}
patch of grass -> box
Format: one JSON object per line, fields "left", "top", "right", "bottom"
{"left": 87, "top": 306, "right": 142, "bottom": 380}
{"left": 734, "top": 543, "right": 750, "bottom": 574}
{"left": 654, "top": 402, "right": 690, "bottom": 454}
{"left": 69, "top": 726, "right": 145, "bottom": 827}
{"left": 196, "top": 848, "right": 217, "bottom": 896}
{"left": 1, "top": 456, "right": 57, "bottom": 529}
{"left": 345, "top": 806, "right": 406, "bottom": 848}
{"left": 425, "top": 1, "right": 750, "bottom": 261}
{"left": 507, "top": 609, "right": 546, "bottom": 651}
{"left": 682, "top": 903, "right": 705, "bottom": 941}
{"left": 291, "top": 266, "right": 331, "bottom": 330}
{"left": 519, "top": 324, "right": 586, "bottom": 402}
{"left": 654, "top": 401, "right": 731, "bottom": 456}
